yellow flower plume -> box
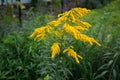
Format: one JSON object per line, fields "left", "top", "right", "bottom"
{"left": 63, "top": 46, "right": 83, "bottom": 63}
{"left": 63, "top": 23, "right": 101, "bottom": 46}
{"left": 51, "top": 43, "right": 60, "bottom": 59}
{"left": 29, "top": 25, "right": 53, "bottom": 41}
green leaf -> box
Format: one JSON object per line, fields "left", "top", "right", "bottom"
{"left": 95, "top": 71, "right": 108, "bottom": 79}
{"left": 107, "top": 60, "right": 113, "bottom": 66}
{"left": 97, "top": 64, "right": 108, "bottom": 71}
{"left": 113, "top": 69, "right": 117, "bottom": 79}
{"left": 113, "top": 52, "right": 119, "bottom": 58}
{"left": 103, "top": 52, "right": 113, "bottom": 56}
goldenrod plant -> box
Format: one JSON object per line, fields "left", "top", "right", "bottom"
{"left": 30, "top": 8, "right": 101, "bottom": 63}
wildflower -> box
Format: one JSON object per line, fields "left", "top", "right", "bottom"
{"left": 63, "top": 46, "right": 83, "bottom": 63}
{"left": 58, "top": 8, "right": 90, "bottom": 20}
{"left": 29, "top": 27, "right": 46, "bottom": 38}
{"left": 29, "top": 25, "right": 53, "bottom": 41}
{"left": 63, "top": 23, "right": 79, "bottom": 38}
{"left": 51, "top": 43, "right": 60, "bottom": 58}
{"left": 34, "top": 34, "right": 46, "bottom": 41}
{"left": 70, "top": 12, "right": 76, "bottom": 22}
{"left": 63, "top": 23, "right": 101, "bottom": 46}
{"left": 30, "top": 7, "right": 101, "bottom": 63}
{"left": 76, "top": 34, "right": 101, "bottom": 46}
{"left": 48, "top": 20, "right": 61, "bottom": 27}
{"left": 57, "top": 11, "right": 70, "bottom": 18}
{"left": 74, "top": 20, "right": 91, "bottom": 28}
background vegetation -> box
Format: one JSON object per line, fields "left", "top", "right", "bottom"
{"left": 0, "top": 0, "right": 120, "bottom": 80}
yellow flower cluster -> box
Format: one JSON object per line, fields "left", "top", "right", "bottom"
{"left": 63, "top": 23, "right": 101, "bottom": 46}
{"left": 63, "top": 46, "right": 83, "bottom": 63}
{"left": 51, "top": 43, "right": 60, "bottom": 59}
{"left": 51, "top": 43, "right": 83, "bottom": 63}
{"left": 48, "top": 8, "right": 90, "bottom": 27}
{"left": 30, "top": 8, "right": 101, "bottom": 63}
{"left": 57, "top": 8, "right": 90, "bottom": 22}
{"left": 30, "top": 25, "right": 53, "bottom": 41}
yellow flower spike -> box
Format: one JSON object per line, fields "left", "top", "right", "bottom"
{"left": 63, "top": 48, "right": 69, "bottom": 53}
{"left": 63, "top": 23, "right": 101, "bottom": 46}
{"left": 48, "top": 20, "right": 61, "bottom": 27}
{"left": 34, "top": 34, "right": 46, "bottom": 41}
{"left": 63, "top": 46, "right": 83, "bottom": 63}
{"left": 58, "top": 16, "right": 67, "bottom": 23}
{"left": 72, "top": 8, "right": 90, "bottom": 18}
{"left": 74, "top": 10, "right": 83, "bottom": 18}
{"left": 57, "top": 11, "right": 69, "bottom": 18}
{"left": 70, "top": 13, "right": 76, "bottom": 22}
{"left": 77, "top": 55, "right": 83, "bottom": 60}
{"left": 29, "top": 31, "right": 37, "bottom": 38}
{"left": 82, "top": 22, "right": 92, "bottom": 28}
{"left": 46, "top": 26, "right": 53, "bottom": 32}
{"left": 48, "top": 20, "right": 57, "bottom": 25}
{"left": 75, "top": 26, "right": 88, "bottom": 31}
{"left": 91, "top": 38, "right": 101, "bottom": 46}
{"left": 63, "top": 23, "right": 79, "bottom": 36}
{"left": 51, "top": 43, "right": 60, "bottom": 59}
{"left": 29, "top": 27, "right": 45, "bottom": 38}
{"left": 75, "top": 56, "right": 80, "bottom": 63}
{"left": 30, "top": 25, "right": 53, "bottom": 41}
{"left": 76, "top": 34, "right": 101, "bottom": 46}
{"left": 57, "top": 13, "right": 63, "bottom": 17}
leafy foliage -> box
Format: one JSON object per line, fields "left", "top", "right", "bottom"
{"left": 69, "top": 0, "right": 120, "bottom": 79}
